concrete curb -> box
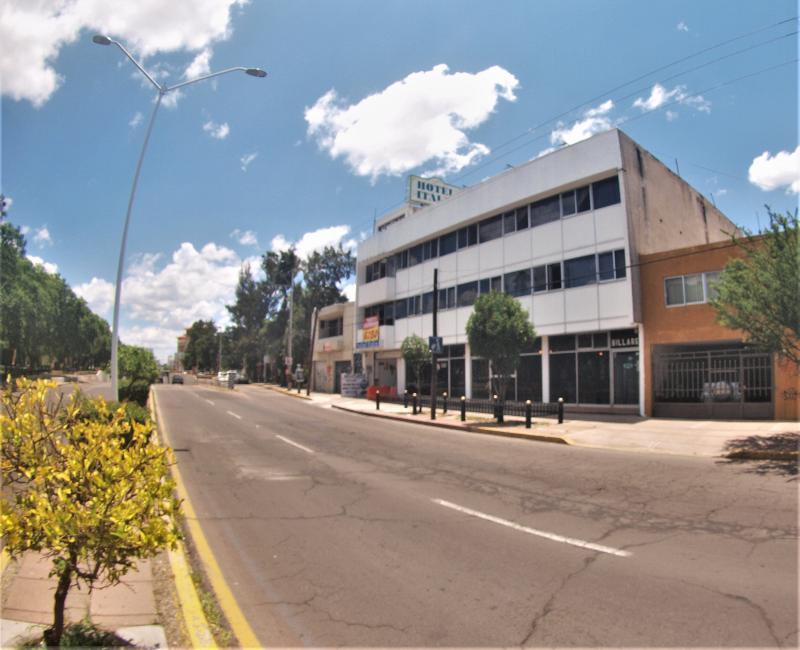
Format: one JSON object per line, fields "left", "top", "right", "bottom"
{"left": 263, "top": 384, "right": 313, "bottom": 400}
{"left": 151, "top": 389, "right": 262, "bottom": 649}
{"left": 330, "top": 403, "right": 571, "bottom": 445}
{"left": 149, "top": 390, "right": 218, "bottom": 649}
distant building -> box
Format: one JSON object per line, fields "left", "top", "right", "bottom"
{"left": 175, "top": 335, "right": 188, "bottom": 371}
{"left": 312, "top": 301, "right": 356, "bottom": 393}
{"left": 355, "top": 128, "right": 747, "bottom": 417}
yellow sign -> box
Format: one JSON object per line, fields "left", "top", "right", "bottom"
{"left": 363, "top": 316, "right": 380, "bottom": 343}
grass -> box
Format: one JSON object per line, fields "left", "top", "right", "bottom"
{"left": 190, "top": 569, "right": 234, "bottom": 646}
{"left": 18, "top": 620, "right": 132, "bottom": 648}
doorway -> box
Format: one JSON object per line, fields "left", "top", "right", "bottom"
{"left": 613, "top": 350, "right": 639, "bottom": 405}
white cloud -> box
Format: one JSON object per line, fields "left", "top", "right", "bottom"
{"left": 26, "top": 255, "right": 58, "bottom": 274}
{"left": 677, "top": 21, "right": 689, "bottom": 32}
{"left": 550, "top": 100, "right": 615, "bottom": 147}
{"left": 230, "top": 228, "right": 259, "bottom": 247}
{"left": 716, "top": 188, "right": 728, "bottom": 197}
{"left": 185, "top": 47, "right": 212, "bottom": 78}
{"left": 129, "top": 111, "right": 143, "bottom": 128}
{"left": 240, "top": 152, "right": 258, "bottom": 171}
{"left": 33, "top": 226, "right": 53, "bottom": 246}
{"left": 748, "top": 146, "right": 800, "bottom": 194}
{"left": 665, "top": 110, "right": 678, "bottom": 122}
{"left": 633, "top": 83, "right": 711, "bottom": 115}
{"left": 74, "top": 277, "right": 115, "bottom": 316}
{"left": 161, "top": 88, "right": 184, "bottom": 109}
{"left": 0, "top": 0, "right": 248, "bottom": 107}
{"left": 202, "top": 120, "right": 229, "bottom": 139}
{"left": 20, "top": 224, "right": 30, "bottom": 235}
{"left": 270, "top": 225, "right": 354, "bottom": 259}
{"left": 305, "top": 63, "right": 519, "bottom": 181}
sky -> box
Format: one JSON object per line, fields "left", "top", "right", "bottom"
{"left": 2, "top": 0, "right": 798, "bottom": 362}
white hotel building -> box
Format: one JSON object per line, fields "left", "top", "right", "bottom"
{"left": 354, "top": 129, "right": 736, "bottom": 415}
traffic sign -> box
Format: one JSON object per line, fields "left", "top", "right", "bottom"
{"left": 428, "top": 336, "right": 444, "bottom": 355}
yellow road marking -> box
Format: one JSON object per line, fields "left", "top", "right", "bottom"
{"left": 152, "top": 389, "right": 262, "bottom": 648}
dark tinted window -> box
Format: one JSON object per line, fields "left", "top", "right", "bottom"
{"left": 548, "top": 262, "right": 562, "bottom": 290}
{"left": 576, "top": 186, "right": 591, "bottom": 212}
{"left": 592, "top": 176, "right": 621, "bottom": 210}
{"left": 479, "top": 215, "right": 503, "bottom": 242}
{"left": 479, "top": 276, "right": 502, "bottom": 294}
{"left": 394, "top": 299, "right": 407, "bottom": 319}
{"left": 457, "top": 281, "right": 478, "bottom": 307}
{"left": 458, "top": 224, "right": 478, "bottom": 249}
{"left": 549, "top": 352, "right": 577, "bottom": 402}
{"left": 408, "top": 244, "right": 422, "bottom": 266}
{"left": 504, "top": 269, "right": 531, "bottom": 297}
{"left": 439, "top": 231, "right": 457, "bottom": 256}
{"left": 561, "top": 190, "right": 576, "bottom": 216}
{"left": 593, "top": 332, "right": 608, "bottom": 348}
{"left": 614, "top": 249, "right": 626, "bottom": 278}
{"left": 422, "top": 291, "right": 434, "bottom": 314}
{"left": 564, "top": 254, "right": 596, "bottom": 288}
{"left": 531, "top": 195, "right": 561, "bottom": 227}
{"left": 516, "top": 206, "right": 529, "bottom": 230}
{"left": 398, "top": 250, "right": 408, "bottom": 269}
{"left": 578, "top": 334, "right": 593, "bottom": 348}
{"left": 549, "top": 334, "right": 576, "bottom": 351}
{"left": 598, "top": 251, "right": 614, "bottom": 280}
{"left": 503, "top": 211, "right": 516, "bottom": 235}
{"left": 533, "top": 265, "right": 547, "bottom": 292}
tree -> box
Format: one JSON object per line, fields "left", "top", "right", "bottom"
{"left": 466, "top": 291, "right": 537, "bottom": 401}
{"left": 117, "top": 344, "right": 159, "bottom": 405}
{"left": 183, "top": 320, "right": 219, "bottom": 372}
{"left": 401, "top": 335, "right": 431, "bottom": 393}
{"left": 303, "top": 245, "right": 355, "bottom": 312}
{"left": 1, "top": 379, "right": 180, "bottom": 645}
{"left": 710, "top": 207, "right": 799, "bottom": 366}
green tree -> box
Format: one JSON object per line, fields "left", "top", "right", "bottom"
{"left": 466, "top": 291, "right": 537, "bottom": 401}
{"left": 1, "top": 379, "right": 181, "bottom": 646}
{"left": 710, "top": 207, "right": 800, "bottom": 366}
{"left": 183, "top": 320, "right": 219, "bottom": 372}
{"left": 227, "top": 264, "right": 270, "bottom": 379}
{"left": 117, "top": 344, "right": 159, "bottom": 405}
{"left": 401, "top": 335, "right": 431, "bottom": 393}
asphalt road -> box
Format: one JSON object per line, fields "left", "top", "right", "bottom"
{"left": 154, "top": 384, "right": 798, "bottom": 647}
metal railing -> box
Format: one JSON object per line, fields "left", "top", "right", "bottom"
{"left": 375, "top": 393, "right": 562, "bottom": 419}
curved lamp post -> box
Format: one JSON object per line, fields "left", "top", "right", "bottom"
{"left": 92, "top": 35, "right": 266, "bottom": 401}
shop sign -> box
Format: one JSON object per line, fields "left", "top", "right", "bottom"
{"left": 408, "top": 175, "right": 460, "bottom": 206}
{"left": 356, "top": 339, "right": 381, "bottom": 349}
{"left": 610, "top": 329, "right": 639, "bottom": 349}
{"left": 362, "top": 316, "right": 380, "bottom": 342}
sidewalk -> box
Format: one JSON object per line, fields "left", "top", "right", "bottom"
{"left": 260, "top": 384, "right": 799, "bottom": 460}
{"left": 1, "top": 552, "right": 167, "bottom": 648}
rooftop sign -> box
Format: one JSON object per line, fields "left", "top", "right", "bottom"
{"left": 408, "top": 175, "right": 461, "bottom": 206}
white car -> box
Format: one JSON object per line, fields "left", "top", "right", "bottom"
{"left": 217, "top": 370, "right": 237, "bottom": 385}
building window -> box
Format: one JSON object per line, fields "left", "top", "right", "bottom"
{"left": 665, "top": 271, "right": 721, "bottom": 306}
{"left": 549, "top": 334, "right": 576, "bottom": 352}
{"left": 422, "top": 239, "right": 438, "bottom": 261}
{"left": 561, "top": 190, "right": 576, "bottom": 216}
{"left": 319, "top": 317, "right": 343, "bottom": 339}
{"left": 598, "top": 250, "right": 626, "bottom": 282}
{"left": 394, "top": 298, "right": 407, "bottom": 320}
{"left": 576, "top": 185, "right": 591, "bottom": 213}
{"left": 471, "top": 359, "right": 490, "bottom": 398}
{"left": 422, "top": 291, "right": 434, "bottom": 314}
{"left": 479, "top": 276, "right": 502, "bottom": 295}
{"left": 591, "top": 176, "right": 621, "bottom": 210}
{"left": 408, "top": 244, "right": 423, "bottom": 267}
{"left": 578, "top": 351, "right": 610, "bottom": 403}
{"left": 479, "top": 214, "right": 503, "bottom": 243}
{"left": 550, "top": 353, "right": 577, "bottom": 402}
{"left": 564, "top": 254, "right": 597, "bottom": 288}
{"left": 458, "top": 224, "right": 478, "bottom": 249}
{"left": 438, "top": 286, "right": 456, "bottom": 310}
{"left": 531, "top": 195, "right": 561, "bottom": 227}
{"left": 503, "top": 210, "right": 516, "bottom": 235}
{"left": 407, "top": 295, "right": 422, "bottom": 316}
{"left": 516, "top": 206, "right": 529, "bottom": 230}
{"left": 504, "top": 269, "right": 531, "bottom": 297}
{"left": 457, "top": 281, "right": 478, "bottom": 307}
{"left": 439, "top": 231, "right": 457, "bottom": 256}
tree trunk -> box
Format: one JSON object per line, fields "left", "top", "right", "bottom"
{"left": 44, "top": 562, "right": 72, "bottom": 647}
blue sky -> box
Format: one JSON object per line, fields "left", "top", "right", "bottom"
{"left": 2, "top": 0, "right": 797, "bottom": 360}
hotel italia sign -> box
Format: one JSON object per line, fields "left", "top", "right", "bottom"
{"left": 408, "top": 175, "right": 461, "bottom": 206}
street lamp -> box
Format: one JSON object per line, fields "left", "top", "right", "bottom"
{"left": 93, "top": 35, "right": 266, "bottom": 401}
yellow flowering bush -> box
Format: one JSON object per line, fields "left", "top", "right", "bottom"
{"left": 1, "top": 378, "right": 181, "bottom": 645}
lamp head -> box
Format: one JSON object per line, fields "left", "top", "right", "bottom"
{"left": 92, "top": 35, "right": 112, "bottom": 45}
{"left": 245, "top": 68, "right": 267, "bottom": 78}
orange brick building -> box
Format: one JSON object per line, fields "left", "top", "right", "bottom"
{"left": 640, "top": 239, "right": 798, "bottom": 420}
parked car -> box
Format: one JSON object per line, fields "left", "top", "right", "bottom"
{"left": 171, "top": 374, "right": 184, "bottom": 384}
{"left": 216, "top": 370, "right": 237, "bottom": 385}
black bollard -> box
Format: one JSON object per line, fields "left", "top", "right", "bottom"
{"left": 460, "top": 395, "right": 466, "bottom": 422}
{"left": 558, "top": 397, "right": 564, "bottom": 424}
{"left": 443, "top": 391, "right": 448, "bottom": 414}
{"left": 412, "top": 392, "right": 418, "bottom": 415}
{"left": 403, "top": 390, "right": 408, "bottom": 408}
{"left": 376, "top": 389, "right": 381, "bottom": 410}
{"left": 525, "top": 399, "right": 532, "bottom": 429}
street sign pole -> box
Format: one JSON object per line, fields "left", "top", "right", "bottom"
{"left": 431, "top": 268, "right": 438, "bottom": 420}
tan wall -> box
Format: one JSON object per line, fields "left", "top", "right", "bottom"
{"left": 640, "top": 241, "right": 798, "bottom": 420}
{"left": 312, "top": 301, "right": 356, "bottom": 393}
{"left": 619, "top": 131, "right": 738, "bottom": 257}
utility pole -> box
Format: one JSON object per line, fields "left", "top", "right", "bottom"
{"left": 217, "top": 333, "right": 222, "bottom": 373}
{"left": 431, "top": 268, "right": 438, "bottom": 420}
{"left": 307, "top": 306, "right": 318, "bottom": 396}
{"left": 287, "top": 284, "right": 294, "bottom": 388}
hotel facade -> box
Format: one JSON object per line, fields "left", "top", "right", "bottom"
{"left": 352, "top": 129, "right": 790, "bottom": 418}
